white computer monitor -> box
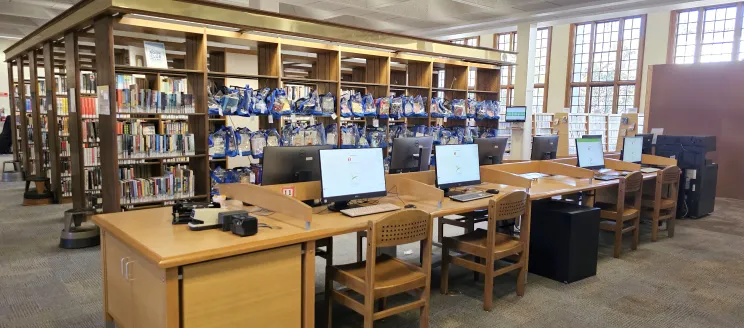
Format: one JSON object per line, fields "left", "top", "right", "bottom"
{"left": 434, "top": 144, "right": 481, "bottom": 189}
{"left": 505, "top": 106, "right": 527, "bottom": 122}
{"left": 575, "top": 138, "right": 605, "bottom": 169}
{"left": 622, "top": 136, "right": 643, "bottom": 164}
{"left": 319, "top": 148, "right": 387, "bottom": 209}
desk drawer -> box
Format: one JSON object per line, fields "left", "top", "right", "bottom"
{"left": 181, "top": 245, "right": 302, "bottom": 328}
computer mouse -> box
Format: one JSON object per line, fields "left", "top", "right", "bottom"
{"left": 486, "top": 189, "right": 499, "bottom": 195}
{"left": 404, "top": 204, "right": 416, "bottom": 209}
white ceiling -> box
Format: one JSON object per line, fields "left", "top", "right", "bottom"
{"left": 0, "top": 0, "right": 736, "bottom": 42}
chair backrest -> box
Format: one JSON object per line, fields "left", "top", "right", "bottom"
{"left": 618, "top": 171, "right": 643, "bottom": 211}
{"left": 661, "top": 166, "right": 682, "bottom": 185}
{"left": 654, "top": 166, "right": 681, "bottom": 203}
{"left": 623, "top": 171, "right": 644, "bottom": 193}
{"left": 488, "top": 190, "right": 528, "bottom": 222}
{"left": 373, "top": 209, "right": 431, "bottom": 248}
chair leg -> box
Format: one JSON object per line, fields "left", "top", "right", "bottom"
{"left": 364, "top": 301, "right": 375, "bottom": 328}
{"left": 632, "top": 216, "right": 640, "bottom": 251}
{"left": 356, "top": 232, "right": 364, "bottom": 262}
{"left": 651, "top": 213, "right": 659, "bottom": 242}
{"left": 419, "top": 294, "right": 429, "bottom": 328}
{"left": 466, "top": 220, "right": 478, "bottom": 282}
{"left": 483, "top": 262, "right": 494, "bottom": 311}
{"left": 440, "top": 247, "right": 450, "bottom": 295}
{"left": 516, "top": 253, "right": 526, "bottom": 297}
{"left": 325, "top": 239, "right": 334, "bottom": 328}
{"left": 613, "top": 220, "right": 623, "bottom": 258}
{"left": 668, "top": 215, "right": 675, "bottom": 238}
{"left": 438, "top": 217, "right": 444, "bottom": 243}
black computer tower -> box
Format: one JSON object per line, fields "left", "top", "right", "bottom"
{"left": 686, "top": 162, "right": 718, "bottom": 218}
{"left": 528, "top": 200, "right": 600, "bottom": 284}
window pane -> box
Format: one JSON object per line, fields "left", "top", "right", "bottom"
{"left": 617, "top": 85, "right": 635, "bottom": 114}
{"left": 513, "top": 33, "right": 518, "bottom": 51}
{"left": 468, "top": 69, "right": 476, "bottom": 88}
{"left": 592, "top": 21, "right": 620, "bottom": 82}
{"left": 438, "top": 69, "right": 445, "bottom": 88}
{"left": 467, "top": 37, "right": 478, "bottom": 47}
{"left": 621, "top": 18, "right": 642, "bottom": 80}
{"left": 572, "top": 23, "right": 592, "bottom": 82}
{"left": 500, "top": 88, "right": 508, "bottom": 109}
{"left": 532, "top": 87, "right": 545, "bottom": 113}
{"left": 510, "top": 89, "right": 515, "bottom": 106}
{"left": 497, "top": 34, "right": 511, "bottom": 51}
{"left": 510, "top": 66, "right": 516, "bottom": 85}
{"left": 501, "top": 68, "right": 509, "bottom": 86}
{"left": 590, "top": 86, "right": 614, "bottom": 114}
{"left": 700, "top": 6, "right": 736, "bottom": 63}
{"left": 570, "top": 86, "right": 587, "bottom": 113}
{"left": 534, "top": 28, "right": 550, "bottom": 84}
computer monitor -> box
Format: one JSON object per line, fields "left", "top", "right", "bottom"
{"left": 635, "top": 133, "right": 654, "bottom": 154}
{"left": 262, "top": 145, "right": 333, "bottom": 185}
{"left": 475, "top": 137, "right": 508, "bottom": 165}
{"left": 582, "top": 134, "right": 602, "bottom": 139}
{"left": 434, "top": 144, "right": 481, "bottom": 190}
{"left": 622, "top": 136, "right": 643, "bottom": 164}
{"left": 319, "top": 147, "right": 387, "bottom": 211}
{"left": 389, "top": 136, "right": 433, "bottom": 174}
{"left": 575, "top": 138, "right": 605, "bottom": 169}
{"left": 505, "top": 106, "right": 527, "bottom": 122}
{"left": 530, "top": 135, "right": 559, "bottom": 160}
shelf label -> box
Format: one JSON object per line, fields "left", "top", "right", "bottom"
{"left": 372, "top": 119, "right": 379, "bottom": 127}
{"left": 443, "top": 117, "right": 447, "bottom": 123}
{"left": 331, "top": 113, "right": 337, "bottom": 120}
{"left": 268, "top": 115, "right": 274, "bottom": 124}
{"left": 69, "top": 88, "right": 76, "bottom": 113}
{"left": 281, "top": 186, "right": 295, "bottom": 197}
{"left": 97, "top": 85, "right": 110, "bottom": 115}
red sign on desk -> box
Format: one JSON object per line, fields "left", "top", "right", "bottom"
{"left": 281, "top": 186, "right": 295, "bottom": 198}
{"left": 0, "top": 92, "right": 8, "bottom": 97}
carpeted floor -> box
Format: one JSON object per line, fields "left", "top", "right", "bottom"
{"left": 1, "top": 168, "right": 744, "bottom": 327}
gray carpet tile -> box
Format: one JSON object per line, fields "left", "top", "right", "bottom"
{"left": 1, "top": 165, "right": 744, "bottom": 327}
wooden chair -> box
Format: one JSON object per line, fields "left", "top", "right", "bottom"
{"left": 595, "top": 171, "right": 643, "bottom": 258}
{"left": 642, "top": 166, "right": 681, "bottom": 241}
{"left": 327, "top": 209, "right": 432, "bottom": 328}
{"left": 440, "top": 190, "right": 528, "bottom": 311}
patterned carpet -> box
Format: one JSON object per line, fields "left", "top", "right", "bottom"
{"left": 1, "top": 167, "right": 744, "bottom": 327}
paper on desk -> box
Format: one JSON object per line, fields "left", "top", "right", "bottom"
{"left": 519, "top": 173, "right": 549, "bottom": 179}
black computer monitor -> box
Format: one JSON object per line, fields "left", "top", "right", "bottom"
{"left": 635, "top": 133, "right": 654, "bottom": 154}
{"left": 575, "top": 138, "right": 605, "bottom": 169}
{"left": 505, "top": 106, "right": 527, "bottom": 122}
{"left": 582, "top": 134, "right": 602, "bottom": 139}
{"left": 434, "top": 144, "right": 481, "bottom": 190}
{"left": 389, "top": 136, "right": 433, "bottom": 174}
{"left": 622, "top": 136, "right": 643, "bottom": 164}
{"left": 319, "top": 148, "right": 387, "bottom": 211}
{"left": 530, "top": 135, "right": 559, "bottom": 160}
{"left": 475, "top": 137, "right": 508, "bottom": 165}
{"left": 262, "top": 145, "right": 333, "bottom": 185}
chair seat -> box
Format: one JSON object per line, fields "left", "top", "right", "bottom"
{"left": 442, "top": 229, "right": 523, "bottom": 258}
{"left": 330, "top": 254, "right": 426, "bottom": 299}
{"left": 595, "top": 202, "right": 640, "bottom": 221}
{"left": 641, "top": 196, "right": 676, "bottom": 209}
{"left": 599, "top": 220, "right": 637, "bottom": 233}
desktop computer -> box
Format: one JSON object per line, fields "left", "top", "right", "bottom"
{"left": 635, "top": 133, "right": 654, "bottom": 154}
{"left": 262, "top": 145, "right": 333, "bottom": 185}
{"left": 389, "top": 136, "right": 433, "bottom": 174}
{"left": 575, "top": 137, "right": 605, "bottom": 170}
{"left": 621, "top": 136, "right": 643, "bottom": 164}
{"left": 319, "top": 148, "right": 399, "bottom": 216}
{"left": 435, "top": 144, "right": 493, "bottom": 202}
{"left": 475, "top": 137, "right": 508, "bottom": 165}
{"left": 582, "top": 134, "right": 602, "bottom": 139}
{"left": 530, "top": 135, "right": 559, "bottom": 160}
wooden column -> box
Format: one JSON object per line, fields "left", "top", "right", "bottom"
{"left": 28, "top": 49, "right": 44, "bottom": 177}
{"left": 65, "top": 32, "right": 86, "bottom": 209}
{"left": 94, "top": 17, "right": 119, "bottom": 214}
{"left": 17, "top": 57, "right": 31, "bottom": 177}
{"left": 7, "top": 62, "right": 19, "bottom": 162}
{"left": 185, "top": 31, "right": 209, "bottom": 197}
{"left": 44, "top": 43, "right": 61, "bottom": 201}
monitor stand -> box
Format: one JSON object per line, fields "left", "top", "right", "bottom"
{"left": 328, "top": 201, "right": 361, "bottom": 212}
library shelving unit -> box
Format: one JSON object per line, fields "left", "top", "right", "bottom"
{"left": 4, "top": 0, "right": 515, "bottom": 214}
{"left": 587, "top": 114, "right": 608, "bottom": 150}
{"left": 532, "top": 113, "right": 554, "bottom": 136}
{"left": 607, "top": 114, "right": 622, "bottom": 151}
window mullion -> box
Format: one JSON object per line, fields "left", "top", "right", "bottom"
{"left": 733, "top": 3, "right": 744, "bottom": 60}
{"left": 694, "top": 8, "right": 704, "bottom": 63}
{"left": 613, "top": 19, "right": 624, "bottom": 114}
{"left": 585, "top": 22, "right": 597, "bottom": 113}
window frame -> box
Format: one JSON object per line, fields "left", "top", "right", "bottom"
{"left": 494, "top": 31, "right": 518, "bottom": 106}
{"left": 449, "top": 36, "right": 480, "bottom": 47}
{"left": 565, "top": 15, "right": 647, "bottom": 114}
{"left": 533, "top": 27, "right": 552, "bottom": 113}
{"left": 668, "top": 3, "right": 744, "bottom": 64}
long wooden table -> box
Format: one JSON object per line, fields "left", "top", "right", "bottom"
{"left": 92, "top": 157, "right": 675, "bottom": 328}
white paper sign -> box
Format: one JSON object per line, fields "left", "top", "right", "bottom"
{"left": 97, "top": 85, "right": 110, "bottom": 115}
{"left": 268, "top": 115, "right": 274, "bottom": 124}
{"left": 69, "top": 88, "right": 76, "bottom": 113}
{"left": 331, "top": 113, "right": 337, "bottom": 120}
{"left": 372, "top": 119, "right": 379, "bottom": 127}
{"left": 143, "top": 41, "right": 168, "bottom": 69}
{"left": 310, "top": 116, "right": 316, "bottom": 125}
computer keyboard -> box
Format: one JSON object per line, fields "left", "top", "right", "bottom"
{"left": 340, "top": 203, "right": 401, "bottom": 217}
{"left": 449, "top": 192, "right": 492, "bottom": 202}
{"left": 594, "top": 174, "right": 621, "bottom": 181}
{"left": 640, "top": 167, "right": 660, "bottom": 173}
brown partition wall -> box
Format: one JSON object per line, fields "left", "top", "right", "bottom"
{"left": 645, "top": 63, "right": 744, "bottom": 200}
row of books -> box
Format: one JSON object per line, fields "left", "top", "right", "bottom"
{"left": 84, "top": 147, "right": 100, "bottom": 166}
{"left": 115, "top": 88, "right": 195, "bottom": 114}
{"left": 85, "top": 167, "right": 102, "bottom": 191}
{"left": 82, "top": 120, "right": 100, "bottom": 143}
{"left": 80, "top": 97, "right": 98, "bottom": 118}
{"left": 61, "top": 177, "right": 72, "bottom": 197}
{"left": 120, "top": 166, "right": 194, "bottom": 204}
{"left": 55, "top": 76, "right": 67, "bottom": 95}
{"left": 58, "top": 117, "right": 69, "bottom": 136}
{"left": 116, "top": 120, "right": 155, "bottom": 136}
{"left": 117, "top": 134, "right": 196, "bottom": 159}
{"left": 118, "top": 166, "right": 153, "bottom": 180}
{"left": 57, "top": 98, "right": 69, "bottom": 115}
{"left": 81, "top": 72, "right": 97, "bottom": 94}
{"left": 160, "top": 77, "right": 188, "bottom": 94}
{"left": 163, "top": 121, "right": 189, "bottom": 135}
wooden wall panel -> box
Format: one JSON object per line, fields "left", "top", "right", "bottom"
{"left": 646, "top": 63, "right": 744, "bottom": 200}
